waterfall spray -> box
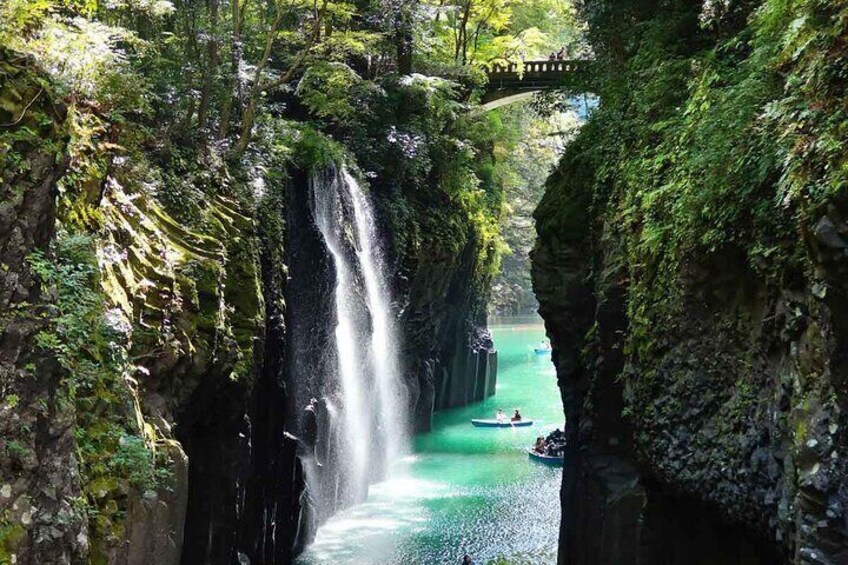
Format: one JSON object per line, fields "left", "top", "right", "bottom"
{"left": 344, "top": 169, "right": 409, "bottom": 465}
{"left": 311, "top": 171, "right": 371, "bottom": 499}
{"left": 309, "top": 167, "right": 409, "bottom": 513}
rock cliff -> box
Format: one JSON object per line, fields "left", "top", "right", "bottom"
{"left": 0, "top": 48, "right": 83, "bottom": 565}
{"left": 0, "top": 49, "right": 500, "bottom": 563}
{"left": 532, "top": 1, "right": 848, "bottom": 563}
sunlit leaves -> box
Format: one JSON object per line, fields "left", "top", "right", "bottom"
{"left": 104, "top": 0, "right": 176, "bottom": 17}
{"left": 416, "top": 0, "right": 581, "bottom": 66}
{"left": 22, "top": 18, "right": 133, "bottom": 99}
{"left": 296, "top": 62, "right": 366, "bottom": 121}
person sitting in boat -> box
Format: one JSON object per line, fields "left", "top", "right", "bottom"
{"left": 534, "top": 436, "right": 546, "bottom": 454}
{"left": 545, "top": 428, "right": 566, "bottom": 456}
{"left": 496, "top": 409, "right": 506, "bottom": 423}
{"left": 511, "top": 408, "right": 522, "bottom": 422}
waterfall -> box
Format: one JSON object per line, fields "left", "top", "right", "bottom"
{"left": 309, "top": 167, "right": 408, "bottom": 510}
{"left": 344, "top": 170, "right": 409, "bottom": 464}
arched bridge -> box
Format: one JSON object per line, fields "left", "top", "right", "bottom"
{"left": 481, "top": 59, "right": 588, "bottom": 111}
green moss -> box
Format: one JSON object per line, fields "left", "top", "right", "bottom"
{"left": 795, "top": 420, "right": 808, "bottom": 447}
{"left": 0, "top": 517, "right": 26, "bottom": 564}
{"left": 0, "top": 49, "right": 66, "bottom": 169}
{"left": 541, "top": 0, "right": 848, "bottom": 391}
{"left": 28, "top": 231, "right": 173, "bottom": 554}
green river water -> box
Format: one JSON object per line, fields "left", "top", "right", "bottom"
{"left": 297, "top": 316, "right": 563, "bottom": 565}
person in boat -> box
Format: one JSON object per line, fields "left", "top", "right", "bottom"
{"left": 534, "top": 436, "right": 546, "bottom": 454}
{"left": 511, "top": 408, "right": 522, "bottom": 422}
{"left": 545, "top": 428, "right": 566, "bottom": 456}
{"left": 496, "top": 409, "right": 506, "bottom": 423}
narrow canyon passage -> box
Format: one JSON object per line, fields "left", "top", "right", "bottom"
{"left": 297, "top": 317, "right": 562, "bottom": 564}
{"left": 5, "top": 1, "right": 848, "bottom": 563}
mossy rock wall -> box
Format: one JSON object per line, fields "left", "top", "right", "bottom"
{"left": 0, "top": 48, "right": 89, "bottom": 565}
{"left": 0, "top": 47, "right": 275, "bottom": 563}
{"left": 532, "top": 1, "right": 848, "bottom": 563}
{"left": 94, "top": 157, "right": 265, "bottom": 563}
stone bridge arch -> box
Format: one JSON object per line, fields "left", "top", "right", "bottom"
{"left": 481, "top": 59, "right": 590, "bottom": 111}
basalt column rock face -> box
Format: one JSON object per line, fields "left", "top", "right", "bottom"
{"left": 531, "top": 155, "right": 609, "bottom": 564}
{"left": 394, "top": 226, "right": 498, "bottom": 433}
{"left": 531, "top": 1, "right": 848, "bottom": 562}
{"left": 280, "top": 167, "right": 338, "bottom": 541}
{"left": 533, "top": 136, "right": 848, "bottom": 565}
{"left": 0, "top": 49, "right": 83, "bottom": 565}
{"left": 238, "top": 182, "right": 303, "bottom": 564}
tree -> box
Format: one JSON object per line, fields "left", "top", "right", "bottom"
{"left": 416, "top": 0, "right": 580, "bottom": 68}
{"left": 231, "top": 0, "right": 379, "bottom": 156}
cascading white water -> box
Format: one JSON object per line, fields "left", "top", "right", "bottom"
{"left": 311, "top": 171, "right": 371, "bottom": 499}
{"left": 344, "top": 170, "right": 409, "bottom": 463}
{"left": 310, "top": 167, "right": 408, "bottom": 508}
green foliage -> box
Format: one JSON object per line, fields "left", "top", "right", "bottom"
{"left": 297, "top": 62, "right": 364, "bottom": 122}
{"left": 0, "top": 514, "right": 26, "bottom": 564}
{"left": 766, "top": 0, "right": 848, "bottom": 211}
{"left": 490, "top": 104, "right": 580, "bottom": 314}
{"left": 289, "top": 125, "right": 350, "bottom": 171}
{"left": 416, "top": 0, "right": 583, "bottom": 67}
{"left": 56, "top": 106, "right": 110, "bottom": 229}
{"left": 28, "top": 232, "right": 167, "bottom": 549}
{"left": 1, "top": 4, "right": 155, "bottom": 112}
{"left": 29, "top": 233, "right": 104, "bottom": 395}
{"left": 110, "top": 435, "right": 168, "bottom": 492}
{"left": 3, "top": 441, "right": 28, "bottom": 460}
{"left": 301, "top": 68, "right": 510, "bottom": 275}
{"left": 541, "top": 0, "right": 848, "bottom": 385}
{"left": 296, "top": 62, "right": 388, "bottom": 126}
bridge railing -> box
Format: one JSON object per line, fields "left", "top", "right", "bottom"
{"left": 488, "top": 60, "right": 582, "bottom": 75}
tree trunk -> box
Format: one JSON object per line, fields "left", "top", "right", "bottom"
{"left": 233, "top": 7, "right": 285, "bottom": 156}
{"left": 219, "top": 0, "right": 244, "bottom": 139}
{"left": 233, "top": 4, "right": 318, "bottom": 157}
{"left": 395, "top": 0, "right": 415, "bottom": 74}
{"left": 455, "top": 0, "right": 472, "bottom": 65}
{"left": 197, "top": 0, "right": 220, "bottom": 131}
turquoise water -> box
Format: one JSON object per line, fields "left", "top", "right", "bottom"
{"left": 297, "top": 316, "right": 563, "bottom": 565}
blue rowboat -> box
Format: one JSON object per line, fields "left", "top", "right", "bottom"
{"left": 471, "top": 419, "right": 533, "bottom": 428}
{"left": 534, "top": 347, "right": 551, "bottom": 355}
{"left": 528, "top": 450, "right": 564, "bottom": 467}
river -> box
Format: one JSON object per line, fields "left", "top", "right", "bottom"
{"left": 296, "top": 316, "right": 563, "bottom": 565}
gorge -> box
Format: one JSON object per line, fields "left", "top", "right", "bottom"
{"left": 2, "top": 0, "right": 848, "bottom": 564}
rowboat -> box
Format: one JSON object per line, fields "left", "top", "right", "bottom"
{"left": 534, "top": 346, "right": 551, "bottom": 354}
{"left": 471, "top": 419, "right": 533, "bottom": 428}
{"left": 528, "top": 450, "right": 564, "bottom": 467}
